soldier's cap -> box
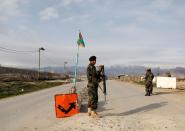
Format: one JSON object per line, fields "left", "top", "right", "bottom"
{"left": 146, "top": 68, "right": 151, "bottom": 71}
{"left": 89, "top": 56, "right": 96, "bottom": 61}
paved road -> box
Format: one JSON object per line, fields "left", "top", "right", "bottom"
{"left": 0, "top": 80, "right": 185, "bottom": 131}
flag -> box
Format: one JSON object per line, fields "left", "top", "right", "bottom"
{"left": 77, "top": 32, "right": 85, "bottom": 47}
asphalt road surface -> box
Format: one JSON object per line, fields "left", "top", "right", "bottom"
{"left": 0, "top": 80, "right": 185, "bottom": 131}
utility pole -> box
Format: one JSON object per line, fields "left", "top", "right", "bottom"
{"left": 64, "top": 61, "right": 67, "bottom": 75}
{"left": 38, "top": 47, "right": 45, "bottom": 80}
{"left": 157, "top": 67, "right": 160, "bottom": 76}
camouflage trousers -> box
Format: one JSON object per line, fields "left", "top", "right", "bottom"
{"left": 145, "top": 81, "right": 153, "bottom": 94}
{"left": 87, "top": 85, "right": 98, "bottom": 110}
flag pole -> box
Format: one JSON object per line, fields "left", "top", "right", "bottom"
{"left": 74, "top": 42, "right": 79, "bottom": 90}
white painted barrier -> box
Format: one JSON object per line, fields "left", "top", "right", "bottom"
{"left": 157, "top": 77, "right": 176, "bottom": 89}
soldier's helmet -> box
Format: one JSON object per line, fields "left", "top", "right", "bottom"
{"left": 146, "top": 68, "right": 151, "bottom": 72}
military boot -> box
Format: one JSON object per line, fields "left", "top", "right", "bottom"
{"left": 150, "top": 90, "right": 153, "bottom": 95}
{"left": 87, "top": 108, "right": 92, "bottom": 116}
{"left": 145, "top": 91, "right": 150, "bottom": 96}
{"left": 91, "top": 110, "right": 99, "bottom": 118}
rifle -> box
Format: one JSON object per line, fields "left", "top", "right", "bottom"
{"left": 98, "top": 65, "right": 107, "bottom": 102}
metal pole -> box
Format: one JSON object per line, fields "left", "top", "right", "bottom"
{"left": 64, "top": 62, "right": 66, "bottom": 74}
{"left": 74, "top": 45, "right": 79, "bottom": 89}
{"left": 38, "top": 47, "right": 45, "bottom": 80}
{"left": 38, "top": 49, "right": 40, "bottom": 80}
{"left": 157, "top": 67, "right": 160, "bottom": 76}
{"left": 65, "top": 62, "right": 68, "bottom": 75}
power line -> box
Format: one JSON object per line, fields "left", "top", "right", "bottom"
{"left": 0, "top": 46, "right": 68, "bottom": 67}
{"left": 42, "top": 54, "right": 63, "bottom": 66}
{"left": 0, "top": 46, "right": 38, "bottom": 54}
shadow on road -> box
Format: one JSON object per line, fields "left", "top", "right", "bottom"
{"left": 104, "top": 101, "right": 168, "bottom": 117}
{"left": 80, "top": 101, "right": 112, "bottom": 113}
{"left": 153, "top": 92, "right": 174, "bottom": 95}
{"left": 108, "top": 93, "right": 144, "bottom": 101}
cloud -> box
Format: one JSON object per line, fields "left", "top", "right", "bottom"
{"left": 60, "top": 0, "right": 85, "bottom": 5}
{"left": 0, "top": 0, "right": 185, "bottom": 68}
{"left": 39, "top": 7, "right": 59, "bottom": 20}
{"left": 151, "top": 0, "right": 174, "bottom": 9}
{"left": 0, "top": 0, "right": 28, "bottom": 21}
{"left": 61, "top": 14, "right": 90, "bottom": 23}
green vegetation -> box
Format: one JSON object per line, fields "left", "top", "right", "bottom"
{"left": 0, "top": 81, "right": 68, "bottom": 99}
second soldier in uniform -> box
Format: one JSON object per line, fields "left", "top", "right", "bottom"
{"left": 145, "top": 68, "right": 154, "bottom": 96}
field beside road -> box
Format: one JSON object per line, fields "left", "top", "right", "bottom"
{"left": 0, "top": 80, "right": 69, "bottom": 99}
{"left": 0, "top": 66, "right": 70, "bottom": 99}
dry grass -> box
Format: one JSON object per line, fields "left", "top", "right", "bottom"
{"left": 177, "top": 81, "right": 185, "bottom": 90}
{"left": 0, "top": 81, "right": 69, "bottom": 99}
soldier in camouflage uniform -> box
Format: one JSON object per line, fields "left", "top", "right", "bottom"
{"left": 145, "top": 68, "right": 154, "bottom": 96}
{"left": 87, "top": 56, "right": 102, "bottom": 118}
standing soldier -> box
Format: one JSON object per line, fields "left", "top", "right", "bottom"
{"left": 87, "top": 56, "right": 102, "bottom": 118}
{"left": 145, "top": 68, "right": 154, "bottom": 96}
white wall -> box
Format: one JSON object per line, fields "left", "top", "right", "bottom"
{"left": 153, "top": 77, "right": 157, "bottom": 83}
{"left": 157, "top": 77, "right": 176, "bottom": 89}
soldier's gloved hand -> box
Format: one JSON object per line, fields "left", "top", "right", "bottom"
{"left": 99, "top": 65, "right": 104, "bottom": 68}
{"left": 98, "top": 65, "right": 104, "bottom": 71}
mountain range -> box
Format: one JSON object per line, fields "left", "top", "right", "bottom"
{"left": 41, "top": 66, "right": 185, "bottom": 78}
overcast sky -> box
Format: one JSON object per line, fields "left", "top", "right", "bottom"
{"left": 0, "top": 0, "right": 185, "bottom": 68}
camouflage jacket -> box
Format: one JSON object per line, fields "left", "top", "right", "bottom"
{"left": 87, "top": 63, "right": 101, "bottom": 87}
{"left": 145, "top": 72, "right": 154, "bottom": 83}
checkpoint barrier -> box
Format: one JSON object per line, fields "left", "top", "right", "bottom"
{"left": 157, "top": 76, "right": 176, "bottom": 89}
{"left": 55, "top": 93, "right": 79, "bottom": 118}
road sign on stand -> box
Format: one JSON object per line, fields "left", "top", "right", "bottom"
{"left": 55, "top": 93, "right": 79, "bottom": 118}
